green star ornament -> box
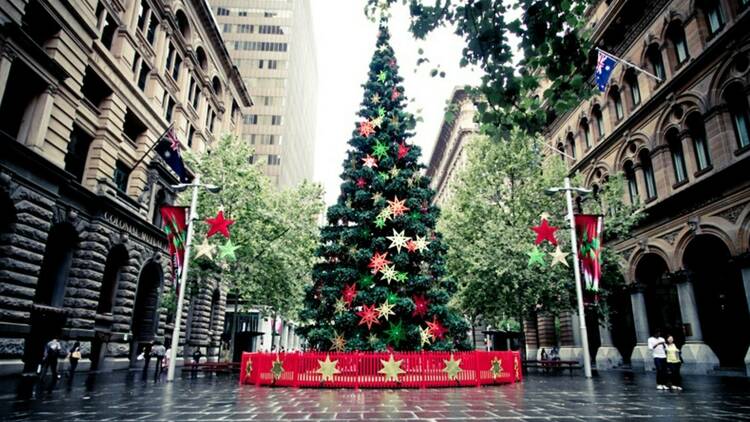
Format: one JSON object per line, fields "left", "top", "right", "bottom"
{"left": 395, "top": 272, "right": 408, "bottom": 283}
{"left": 377, "top": 70, "right": 388, "bottom": 83}
{"left": 527, "top": 246, "right": 546, "bottom": 267}
{"left": 359, "top": 274, "right": 375, "bottom": 288}
{"left": 372, "top": 141, "right": 389, "bottom": 159}
{"left": 386, "top": 320, "right": 405, "bottom": 347}
{"left": 218, "top": 239, "right": 240, "bottom": 261}
{"left": 374, "top": 216, "right": 387, "bottom": 229}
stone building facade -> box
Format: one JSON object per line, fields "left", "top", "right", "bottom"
{"left": 529, "top": 0, "right": 750, "bottom": 375}
{"left": 0, "top": 0, "right": 252, "bottom": 374}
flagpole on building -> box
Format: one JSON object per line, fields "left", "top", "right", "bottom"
{"left": 131, "top": 123, "right": 175, "bottom": 172}
{"left": 595, "top": 47, "right": 663, "bottom": 83}
{"left": 546, "top": 177, "right": 593, "bottom": 378}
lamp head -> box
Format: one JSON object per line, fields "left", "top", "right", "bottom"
{"left": 205, "top": 184, "right": 222, "bottom": 194}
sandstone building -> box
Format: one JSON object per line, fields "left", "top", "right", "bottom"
{"left": 531, "top": 0, "right": 750, "bottom": 375}
{"left": 0, "top": 0, "right": 252, "bottom": 374}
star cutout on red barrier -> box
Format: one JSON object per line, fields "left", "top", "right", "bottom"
{"left": 356, "top": 178, "right": 367, "bottom": 188}
{"left": 357, "top": 304, "right": 381, "bottom": 330}
{"left": 205, "top": 210, "right": 235, "bottom": 239}
{"left": 426, "top": 316, "right": 447, "bottom": 340}
{"left": 412, "top": 295, "right": 429, "bottom": 318}
{"left": 397, "top": 142, "right": 410, "bottom": 160}
{"left": 362, "top": 154, "right": 378, "bottom": 168}
{"left": 342, "top": 284, "right": 357, "bottom": 305}
{"left": 368, "top": 251, "right": 392, "bottom": 273}
{"left": 531, "top": 218, "right": 558, "bottom": 246}
{"left": 359, "top": 120, "right": 375, "bottom": 137}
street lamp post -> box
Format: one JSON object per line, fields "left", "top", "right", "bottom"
{"left": 546, "top": 177, "right": 593, "bottom": 378}
{"left": 166, "top": 175, "right": 221, "bottom": 382}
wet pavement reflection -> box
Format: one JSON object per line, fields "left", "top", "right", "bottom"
{"left": 0, "top": 369, "right": 749, "bottom": 420}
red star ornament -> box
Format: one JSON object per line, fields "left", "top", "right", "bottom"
{"left": 426, "top": 317, "right": 447, "bottom": 340}
{"left": 368, "top": 251, "right": 392, "bottom": 274}
{"left": 397, "top": 142, "right": 410, "bottom": 160}
{"left": 342, "top": 284, "right": 357, "bottom": 305}
{"left": 357, "top": 304, "right": 381, "bottom": 330}
{"left": 359, "top": 120, "right": 375, "bottom": 137}
{"left": 205, "top": 210, "right": 235, "bottom": 239}
{"left": 405, "top": 239, "right": 418, "bottom": 253}
{"left": 387, "top": 196, "right": 409, "bottom": 217}
{"left": 391, "top": 87, "right": 400, "bottom": 101}
{"left": 356, "top": 178, "right": 367, "bottom": 188}
{"left": 362, "top": 154, "right": 378, "bottom": 168}
{"left": 389, "top": 58, "right": 397, "bottom": 69}
{"left": 531, "top": 218, "right": 558, "bottom": 246}
{"left": 412, "top": 295, "right": 429, "bottom": 318}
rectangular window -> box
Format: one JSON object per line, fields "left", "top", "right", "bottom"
{"left": 583, "top": 125, "right": 591, "bottom": 148}
{"left": 223, "top": 23, "right": 231, "bottom": 33}
{"left": 245, "top": 114, "right": 258, "bottom": 124}
{"left": 267, "top": 154, "right": 281, "bottom": 165}
{"left": 268, "top": 60, "right": 278, "bottom": 70}
{"left": 187, "top": 125, "right": 195, "bottom": 147}
{"left": 146, "top": 15, "right": 158, "bottom": 44}
{"left": 733, "top": 110, "right": 750, "bottom": 148}
{"left": 113, "top": 161, "right": 131, "bottom": 192}
{"left": 137, "top": 63, "right": 150, "bottom": 91}
{"left": 216, "top": 7, "right": 230, "bottom": 16}
{"left": 259, "top": 60, "right": 264, "bottom": 69}
{"left": 694, "top": 136, "right": 711, "bottom": 170}
{"left": 675, "top": 39, "right": 689, "bottom": 63}
{"left": 100, "top": 13, "right": 116, "bottom": 50}
{"left": 707, "top": 6, "right": 724, "bottom": 34}
{"left": 132, "top": 53, "right": 140, "bottom": 72}
{"left": 209, "top": 112, "right": 216, "bottom": 133}
{"left": 172, "top": 55, "right": 181, "bottom": 81}
{"left": 137, "top": 0, "right": 150, "bottom": 31}
{"left": 65, "top": 126, "right": 93, "bottom": 182}
{"left": 192, "top": 87, "right": 200, "bottom": 110}
{"left": 271, "top": 115, "right": 282, "bottom": 125}
{"left": 165, "top": 97, "right": 175, "bottom": 122}
{"left": 630, "top": 81, "right": 641, "bottom": 106}
{"left": 615, "top": 99, "right": 624, "bottom": 120}
{"left": 165, "top": 43, "right": 174, "bottom": 71}
{"left": 672, "top": 147, "right": 687, "bottom": 183}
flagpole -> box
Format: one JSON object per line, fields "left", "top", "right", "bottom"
{"left": 596, "top": 47, "right": 662, "bottom": 82}
{"left": 166, "top": 174, "right": 199, "bottom": 382}
{"left": 131, "top": 123, "right": 175, "bottom": 172}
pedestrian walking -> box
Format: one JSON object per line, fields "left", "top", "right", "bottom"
{"left": 648, "top": 329, "right": 668, "bottom": 390}
{"left": 39, "top": 338, "right": 63, "bottom": 380}
{"left": 192, "top": 348, "right": 203, "bottom": 364}
{"left": 665, "top": 335, "right": 682, "bottom": 391}
{"left": 68, "top": 341, "right": 81, "bottom": 377}
{"left": 140, "top": 341, "right": 153, "bottom": 377}
{"left": 151, "top": 341, "right": 166, "bottom": 380}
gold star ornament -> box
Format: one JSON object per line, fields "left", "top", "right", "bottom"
{"left": 442, "top": 354, "right": 462, "bottom": 380}
{"left": 377, "top": 301, "right": 396, "bottom": 321}
{"left": 549, "top": 246, "right": 569, "bottom": 267}
{"left": 194, "top": 239, "right": 216, "bottom": 260}
{"left": 419, "top": 326, "right": 434, "bottom": 347}
{"left": 379, "top": 354, "right": 406, "bottom": 382}
{"left": 330, "top": 332, "right": 346, "bottom": 352}
{"left": 316, "top": 354, "right": 340, "bottom": 382}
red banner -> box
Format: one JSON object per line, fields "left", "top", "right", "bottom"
{"left": 160, "top": 205, "right": 188, "bottom": 278}
{"left": 240, "top": 350, "right": 522, "bottom": 388}
{"left": 575, "top": 214, "right": 603, "bottom": 291}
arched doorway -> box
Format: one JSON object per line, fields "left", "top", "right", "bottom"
{"left": 684, "top": 235, "right": 750, "bottom": 368}
{"left": 636, "top": 254, "right": 684, "bottom": 344}
{"left": 609, "top": 286, "right": 636, "bottom": 364}
{"left": 24, "top": 222, "right": 78, "bottom": 372}
{"left": 130, "top": 261, "right": 163, "bottom": 365}
{"left": 91, "top": 245, "right": 128, "bottom": 371}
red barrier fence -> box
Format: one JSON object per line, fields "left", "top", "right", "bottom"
{"left": 240, "top": 350, "right": 522, "bottom": 388}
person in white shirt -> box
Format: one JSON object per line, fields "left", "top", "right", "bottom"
{"left": 648, "top": 330, "right": 668, "bottom": 390}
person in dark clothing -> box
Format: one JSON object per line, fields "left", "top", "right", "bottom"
{"left": 141, "top": 341, "right": 153, "bottom": 378}
{"left": 40, "top": 338, "right": 63, "bottom": 380}
{"left": 68, "top": 341, "right": 81, "bottom": 377}
{"left": 192, "top": 348, "right": 203, "bottom": 364}
{"left": 151, "top": 341, "right": 166, "bottom": 380}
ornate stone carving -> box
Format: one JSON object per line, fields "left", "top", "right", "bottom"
{"left": 659, "top": 228, "right": 682, "bottom": 245}
{"left": 716, "top": 203, "right": 747, "bottom": 224}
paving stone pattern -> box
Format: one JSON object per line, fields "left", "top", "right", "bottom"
{"left": 0, "top": 370, "right": 748, "bottom": 421}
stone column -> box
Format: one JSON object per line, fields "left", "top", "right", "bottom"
{"left": 633, "top": 165, "right": 648, "bottom": 203}
{"left": 680, "top": 130, "right": 699, "bottom": 176}
{"left": 24, "top": 86, "right": 57, "bottom": 153}
{"left": 629, "top": 285, "right": 652, "bottom": 371}
{"left": 523, "top": 316, "right": 539, "bottom": 360}
{"left": 595, "top": 318, "right": 623, "bottom": 370}
{"left": 559, "top": 311, "right": 583, "bottom": 363}
{"left": 737, "top": 264, "right": 750, "bottom": 376}
{"left": 0, "top": 47, "right": 16, "bottom": 106}
{"left": 674, "top": 271, "right": 719, "bottom": 374}
{"left": 536, "top": 312, "right": 556, "bottom": 360}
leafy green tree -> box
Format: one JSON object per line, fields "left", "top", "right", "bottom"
{"left": 439, "top": 130, "right": 640, "bottom": 325}
{"left": 298, "top": 23, "right": 471, "bottom": 352}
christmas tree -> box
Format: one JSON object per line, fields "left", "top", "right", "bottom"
{"left": 299, "top": 22, "right": 470, "bottom": 352}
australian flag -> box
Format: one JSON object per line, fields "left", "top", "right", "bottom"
{"left": 595, "top": 50, "right": 618, "bottom": 92}
{"left": 155, "top": 127, "right": 192, "bottom": 183}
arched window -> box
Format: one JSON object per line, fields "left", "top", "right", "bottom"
{"left": 666, "top": 21, "right": 690, "bottom": 66}
{"left": 195, "top": 46, "right": 208, "bottom": 70}
{"left": 610, "top": 86, "right": 624, "bottom": 122}
{"left": 666, "top": 128, "right": 688, "bottom": 184}
{"left": 580, "top": 118, "right": 591, "bottom": 149}
{"left": 175, "top": 10, "right": 190, "bottom": 40}
{"left": 212, "top": 76, "right": 222, "bottom": 97}
{"left": 97, "top": 245, "right": 128, "bottom": 315}
{"left": 592, "top": 105, "right": 605, "bottom": 139}
{"left": 209, "top": 289, "right": 221, "bottom": 333}
{"left": 624, "top": 160, "right": 639, "bottom": 204}
{"left": 566, "top": 132, "right": 576, "bottom": 159}
{"left": 624, "top": 68, "right": 641, "bottom": 108}
{"left": 152, "top": 188, "right": 168, "bottom": 227}
{"left": 556, "top": 141, "right": 565, "bottom": 162}
{"left": 686, "top": 112, "right": 712, "bottom": 171}
{"left": 724, "top": 83, "right": 750, "bottom": 149}
{"left": 35, "top": 223, "right": 78, "bottom": 307}
{"left": 639, "top": 149, "right": 657, "bottom": 199}
{"left": 647, "top": 44, "right": 666, "bottom": 81}
{"left": 699, "top": 0, "right": 725, "bottom": 35}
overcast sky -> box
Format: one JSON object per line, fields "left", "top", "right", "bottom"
{"left": 310, "top": 1, "right": 481, "bottom": 205}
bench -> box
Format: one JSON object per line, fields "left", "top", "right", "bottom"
{"left": 186, "top": 361, "right": 240, "bottom": 374}
{"left": 523, "top": 359, "right": 582, "bottom": 375}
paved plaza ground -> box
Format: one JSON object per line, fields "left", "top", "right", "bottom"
{"left": 0, "top": 369, "right": 748, "bottom": 421}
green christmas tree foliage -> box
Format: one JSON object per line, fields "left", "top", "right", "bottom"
{"left": 298, "top": 23, "right": 470, "bottom": 352}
